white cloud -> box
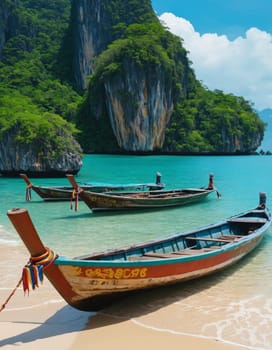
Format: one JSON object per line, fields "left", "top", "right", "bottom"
{"left": 159, "top": 12, "right": 272, "bottom": 110}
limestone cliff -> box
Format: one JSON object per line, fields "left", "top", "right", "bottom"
{"left": 71, "top": 0, "right": 157, "bottom": 90}
{"left": 0, "top": 1, "right": 16, "bottom": 60}
{"left": 0, "top": 0, "right": 265, "bottom": 156}
{"left": 72, "top": 0, "right": 111, "bottom": 90}
{"left": 0, "top": 126, "right": 82, "bottom": 177}
{"left": 72, "top": 0, "right": 190, "bottom": 152}
{"left": 72, "top": 0, "right": 264, "bottom": 154}
{"left": 220, "top": 128, "right": 263, "bottom": 153}
{"left": 104, "top": 59, "right": 173, "bottom": 151}
{"left": 0, "top": 0, "right": 83, "bottom": 176}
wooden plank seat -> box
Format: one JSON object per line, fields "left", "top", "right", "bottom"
{"left": 131, "top": 246, "right": 224, "bottom": 260}
{"left": 144, "top": 250, "right": 208, "bottom": 258}
{"left": 172, "top": 249, "right": 207, "bottom": 255}
{"left": 220, "top": 235, "right": 243, "bottom": 240}
{"left": 185, "top": 236, "right": 233, "bottom": 243}
{"left": 227, "top": 218, "right": 267, "bottom": 224}
{"left": 203, "top": 246, "right": 221, "bottom": 251}
{"left": 143, "top": 252, "right": 176, "bottom": 258}
{"left": 128, "top": 255, "right": 156, "bottom": 261}
{"left": 173, "top": 247, "right": 221, "bottom": 254}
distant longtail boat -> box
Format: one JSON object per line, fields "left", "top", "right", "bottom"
{"left": 66, "top": 173, "right": 220, "bottom": 212}
{"left": 20, "top": 172, "right": 164, "bottom": 201}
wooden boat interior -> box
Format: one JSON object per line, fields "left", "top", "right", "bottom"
{"left": 101, "top": 188, "right": 209, "bottom": 199}
{"left": 74, "top": 210, "right": 268, "bottom": 262}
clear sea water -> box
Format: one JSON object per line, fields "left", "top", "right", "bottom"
{"left": 1, "top": 154, "right": 272, "bottom": 349}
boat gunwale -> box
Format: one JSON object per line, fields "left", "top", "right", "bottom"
{"left": 54, "top": 233, "right": 265, "bottom": 267}
{"left": 83, "top": 188, "right": 214, "bottom": 199}
{"left": 54, "top": 208, "right": 271, "bottom": 268}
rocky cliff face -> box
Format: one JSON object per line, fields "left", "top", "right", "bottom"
{"left": 72, "top": 0, "right": 178, "bottom": 151}
{"left": 104, "top": 60, "right": 173, "bottom": 151}
{"left": 220, "top": 128, "right": 262, "bottom": 153}
{"left": 71, "top": 0, "right": 156, "bottom": 90}
{"left": 0, "top": 1, "right": 83, "bottom": 176}
{"left": 72, "top": 0, "right": 264, "bottom": 154}
{"left": 72, "top": 0, "right": 110, "bottom": 89}
{"left": 0, "top": 1, "right": 16, "bottom": 60}
{"left": 0, "top": 127, "right": 82, "bottom": 177}
{"left": 1, "top": 0, "right": 260, "bottom": 156}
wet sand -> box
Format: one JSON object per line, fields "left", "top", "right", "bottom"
{"left": 0, "top": 288, "right": 244, "bottom": 350}
{"left": 0, "top": 245, "right": 249, "bottom": 350}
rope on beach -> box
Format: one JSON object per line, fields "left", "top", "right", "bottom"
{"left": 0, "top": 247, "right": 58, "bottom": 312}
{"left": 25, "top": 184, "right": 32, "bottom": 201}
{"left": 0, "top": 277, "right": 22, "bottom": 312}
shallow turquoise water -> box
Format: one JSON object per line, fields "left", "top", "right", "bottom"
{"left": 1, "top": 154, "right": 272, "bottom": 256}
{"left": 1, "top": 154, "right": 272, "bottom": 349}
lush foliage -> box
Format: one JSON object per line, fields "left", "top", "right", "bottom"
{"left": 164, "top": 89, "right": 265, "bottom": 153}
{"left": 0, "top": 0, "right": 82, "bottom": 159}
{"left": 0, "top": 88, "right": 81, "bottom": 159}
{"left": 165, "top": 87, "right": 265, "bottom": 153}
{"left": 77, "top": 21, "right": 194, "bottom": 150}
{"left": 0, "top": 0, "right": 265, "bottom": 155}
{"left": 78, "top": 15, "right": 264, "bottom": 153}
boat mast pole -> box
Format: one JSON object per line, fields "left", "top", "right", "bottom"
{"left": 66, "top": 174, "right": 79, "bottom": 190}
{"left": 19, "top": 173, "right": 32, "bottom": 186}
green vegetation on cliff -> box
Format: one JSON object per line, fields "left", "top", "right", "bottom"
{"left": 0, "top": 0, "right": 265, "bottom": 154}
{"left": 0, "top": 0, "right": 82, "bottom": 158}
{"left": 165, "top": 89, "right": 264, "bottom": 153}
{"left": 0, "top": 87, "right": 81, "bottom": 159}
{"left": 77, "top": 21, "right": 192, "bottom": 151}
{"left": 78, "top": 13, "right": 264, "bottom": 152}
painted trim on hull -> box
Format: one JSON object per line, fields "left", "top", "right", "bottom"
{"left": 54, "top": 233, "right": 265, "bottom": 268}
{"left": 56, "top": 239, "right": 262, "bottom": 303}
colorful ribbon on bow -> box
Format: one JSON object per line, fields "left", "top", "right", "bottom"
{"left": 25, "top": 184, "right": 32, "bottom": 201}
{"left": 70, "top": 188, "right": 80, "bottom": 211}
{"left": 0, "top": 248, "right": 58, "bottom": 311}
{"left": 22, "top": 247, "right": 57, "bottom": 295}
{"left": 22, "top": 265, "right": 43, "bottom": 294}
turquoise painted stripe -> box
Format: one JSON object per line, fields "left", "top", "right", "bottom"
{"left": 54, "top": 227, "right": 267, "bottom": 268}
{"left": 54, "top": 248, "right": 222, "bottom": 268}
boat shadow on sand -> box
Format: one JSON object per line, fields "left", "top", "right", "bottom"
{"left": 0, "top": 241, "right": 265, "bottom": 347}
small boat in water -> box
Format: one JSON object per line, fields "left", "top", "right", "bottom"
{"left": 66, "top": 173, "right": 220, "bottom": 212}
{"left": 20, "top": 173, "right": 164, "bottom": 201}
{"left": 7, "top": 193, "right": 270, "bottom": 311}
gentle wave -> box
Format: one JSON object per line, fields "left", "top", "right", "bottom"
{"left": 2, "top": 155, "right": 272, "bottom": 349}
{"left": 2, "top": 299, "right": 65, "bottom": 312}
{"left": 0, "top": 238, "right": 20, "bottom": 246}
{"left": 0, "top": 224, "right": 20, "bottom": 246}
{"left": 132, "top": 318, "right": 266, "bottom": 350}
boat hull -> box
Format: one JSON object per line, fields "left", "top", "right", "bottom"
{"left": 81, "top": 189, "right": 214, "bottom": 212}
{"left": 32, "top": 186, "right": 76, "bottom": 201}
{"left": 52, "top": 232, "right": 265, "bottom": 310}
{"left": 7, "top": 197, "right": 270, "bottom": 312}
{"left": 20, "top": 172, "right": 165, "bottom": 201}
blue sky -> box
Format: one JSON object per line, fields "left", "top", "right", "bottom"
{"left": 152, "top": 0, "right": 272, "bottom": 39}
{"left": 151, "top": 1, "right": 272, "bottom": 110}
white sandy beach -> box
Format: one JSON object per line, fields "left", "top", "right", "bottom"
{"left": 0, "top": 245, "right": 248, "bottom": 350}
{"left": 0, "top": 290, "right": 245, "bottom": 350}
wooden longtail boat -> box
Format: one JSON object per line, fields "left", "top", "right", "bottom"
{"left": 7, "top": 193, "right": 271, "bottom": 311}
{"left": 20, "top": 173, "right": 164, "bottom": 201}
{"left": 67, "top": 173, "right": 220, "bottom": 212}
